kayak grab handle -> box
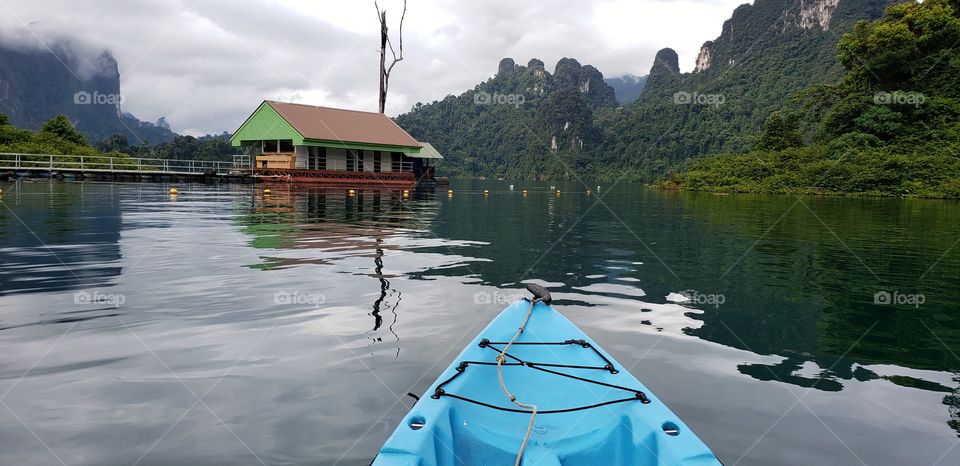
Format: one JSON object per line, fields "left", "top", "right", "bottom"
{"left": 525, "top": 283, "right": 552, "bottom": 304}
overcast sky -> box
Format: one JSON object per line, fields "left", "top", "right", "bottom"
{"left": 1, "top": 0, "right": 749, "bottom": 136}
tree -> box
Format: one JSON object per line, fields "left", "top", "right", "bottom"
{"left": 0, "top": 113, "right": 8, "bottom": 126}
{"left": 755, "top": 112, "right": 803, "bottom": 150}
{"left": 837, "top": 0, "right": 960, "bottom": 95}
{"left": 96, "top": 133, "right": 131, "bottom": 154}
{"left": 374, "top": 0, "right": 406, "bottom": 114}
{"left": 41, "top": 115, "right": 87, "bottom": 146}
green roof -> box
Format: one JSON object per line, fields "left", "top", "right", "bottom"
{"left": 230, "top": 100, "right": 422, "bottom": 153}
{"left": 409, "top": 142, "right": 444, "bottom": 159}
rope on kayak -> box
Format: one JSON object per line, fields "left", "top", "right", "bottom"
{"left": 495, "top": 297, "right": 539, "bottom": 466}
{"left": 431, "top": 350, "right": 651, "bottom": 411}
{"left": 481, "top": 339, "right": 620, "bottom": 373}
{"left": 440, "top": 393, "right": 643, "bottom": 414}
{"left": 428, "top": 295, "right": 653, "bottom": 463}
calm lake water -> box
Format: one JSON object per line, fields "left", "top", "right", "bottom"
{"left": 1, "top": 179, "right": 959, "bottom": 466}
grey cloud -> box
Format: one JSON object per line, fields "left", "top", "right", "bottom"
{"left": 2, "top": 0, "right": 743, "bottom": 135}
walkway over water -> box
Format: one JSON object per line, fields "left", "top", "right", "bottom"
{"left": 0, "top": 152, "right": 251, "bottom": 181}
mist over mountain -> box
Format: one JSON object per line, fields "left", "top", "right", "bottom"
{"left": 0, "top": 39, "right": 176, "bottom": 145}
{"left": 605, "top": 74, "right": 648, "bottom": 104}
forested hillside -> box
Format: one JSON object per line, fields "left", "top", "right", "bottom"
{"left": 670, "top": 0, "right": 960, "bottom": 198}
{"left": 396, "top": 58, "right": 619, "bottom": 179}
{"left": 608, "top": 0, "right": 899, "bottom": 179}
{"left": 396, "top": 0, "right": 901, "bottom": 181}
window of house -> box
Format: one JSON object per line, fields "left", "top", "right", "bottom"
{"left": 263, "top": 140, "right": 278, "bottom": 153}
{"left": 391, "top": 152, "right": 402, "bottom": 172}
{"left": 373, "top": 151, "right": 382, "bottom": 172}
{"left": 279, "top": 139, "right": 294, "bottom": 152}
{"left": 318, "top": 147, "right": 327, "bottom": 170}
{"left": 346, "top": 150, "right": 356, "bottom": 171}
{"left": 357, "top": 150, "right": 365, "bottom": 171}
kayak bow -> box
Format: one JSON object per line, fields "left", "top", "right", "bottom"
{"left": 373, "top": 288, "right": 722, "bottom": 465}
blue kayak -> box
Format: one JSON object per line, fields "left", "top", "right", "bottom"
{"left": 374, "top": 288, "right": 722, "bottom": 465}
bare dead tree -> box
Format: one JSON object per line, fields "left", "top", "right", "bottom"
{"left": 375, "top": 0, "right": 406, "bottom": 114}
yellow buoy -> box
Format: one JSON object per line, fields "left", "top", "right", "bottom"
{"left": 448, "top": 189, "right": 454, "bottom": 194}
{"left": 522, "top": 190, "right": 528, "bottom": 196}
{"left": 168, "top": 188, "right": 178, "bottom": 195}
{"left": 402, "top": 189, "right": 410, "bottom": 195}
{"left": 483, "top": 189, "right": 489, "bottom": 195}
{"left": 586, "top": 189, "right": 591, "bottom": 195}
{"left": 263, "top": 188, "right": 272, "bottom": 194}
{"left": 556, "top": 190, "right": 561, "bottom": 195}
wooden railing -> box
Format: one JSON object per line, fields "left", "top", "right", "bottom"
{"left": 252, "top": 168, "right": 416, "bottom": 185}
{"left": 0, "top": 152, "right": 249, "bottom": 175}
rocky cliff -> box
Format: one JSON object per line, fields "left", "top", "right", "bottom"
{"left": 610, "top": 0, "right": 903, "bottom": 179}
{"left": 396, "top": 57, "right": 618, "bottom": 177}
{"left": 0, "top": 40, "right": 176, "bottom": 144}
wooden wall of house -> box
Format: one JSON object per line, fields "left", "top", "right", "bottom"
{"left": 292, "top": 146, "right": 398, "bottom": 172}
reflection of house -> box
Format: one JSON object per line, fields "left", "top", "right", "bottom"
{"left": 238, "top": 187, "right": 439, "bottom": 268}
{"left": 230, "top": 101, "right": 440, "bottom": 186}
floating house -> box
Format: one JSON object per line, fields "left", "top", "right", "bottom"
{"left": 230, "top": 100, "right": 440, "bottom": 186}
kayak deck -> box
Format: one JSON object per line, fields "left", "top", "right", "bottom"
{"left": 374, "top": 299, "right": 721, "bottom": 465}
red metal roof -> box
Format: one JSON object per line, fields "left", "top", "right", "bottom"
{"left": 266, "top": 101, "right": 421, "bottom": 148}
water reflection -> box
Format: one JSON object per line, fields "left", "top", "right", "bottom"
{"left": 371, "top": 239, "right": 401, "bottom": 357}
{"left": 236, "top": 187, "right": 439, "bottom": 354}
{"left": 0, "top": 181, "right": 124, "bottom": 295}
{"left": 667, "top": 191, "right": 960, "bottom": 402}
{"left": 947, "top": 375, "right": 960, "bottom": 438}
{"left": 229, "top": 183, "right": 960, "bottom": 400}
{"left": 3, "top": 181, "right": 958, "bottom": 463}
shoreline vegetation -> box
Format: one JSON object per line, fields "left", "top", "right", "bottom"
{"left": 0, "top": 112, "right": 235, "bottom": 164}
{"left": 0, "top": 113, "right": 116, "bottom": 158}
{"left": 663, "top": 0, "right": 960, "bottom": 199}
